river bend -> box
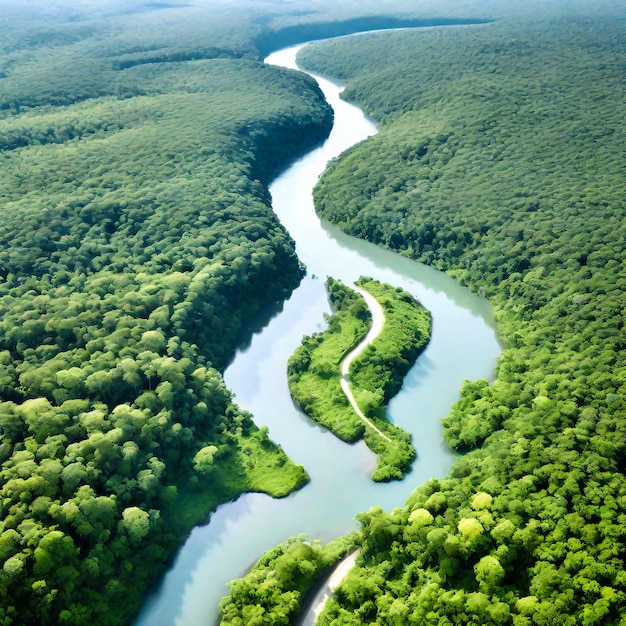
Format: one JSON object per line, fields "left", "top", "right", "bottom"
{"left": 136, "top": 38, "right": 500, "bottom": 626}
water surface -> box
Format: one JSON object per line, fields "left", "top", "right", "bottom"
{"left": 136, "top": 41, "right": 500, "bottom": 626}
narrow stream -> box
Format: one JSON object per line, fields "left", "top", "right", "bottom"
{"left": 136, "top": 39, "right": 501, "bottom": 626}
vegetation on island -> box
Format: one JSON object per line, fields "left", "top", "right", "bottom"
{"left": 294, "top": 11, "right": 626, "bottom": 624}
{"left": 352, "top": 277, "right": 432, "bottom": 407}
{"left": 288, "top": 277, "right": 372, "bottom": 443}
{"left": 219, "top": 533, "right": 359, "bottom": 626}
{"left": 288, "top": 277, "right": 431, "bottom": 481}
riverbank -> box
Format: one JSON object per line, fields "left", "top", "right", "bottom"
{"left": 298, "top": 550, "right": 360, "bottom": 626}
{"left": 294, "top": 12, "right": 626, "bottom": 623}
{"left": 218, "top": 534, "right": 359, "bottom": 626}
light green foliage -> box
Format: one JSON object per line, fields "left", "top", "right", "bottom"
{"left": 193, "top": 445, "right": 219, "bottom": 475}
{"left": 288, "top": 277, "right": 431, "bottom": 480}
{"left": 457, "top": 518, "right": 484, "bottom": 541}
{"left": 471, "top": 492, "right": 493, "bottom": 511}
{"left": 218, "top": 534, "right": 359, "bottom": 626}
{"left": 409, "top": 508, "right": 434, "bottom": 526}
{"left": 408, "top": 508, "right": 434, "bottom": 528}
{"left": 120, "top": 507, "right": 150, "bottom": 543}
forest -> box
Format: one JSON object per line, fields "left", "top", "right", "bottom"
{"left": 294, "top": 9, "right": 626, "bottom": 625}
{"left": 0, "top": 25, "right": 334, "bottom": 626}
{"left": 219, "top": 533, "right": 359, "bottom": 626}
{"left": 0, "top": 0, "right": 624, "bottom": 624}
{"left": 0, "top": 1, "right": 364, "bottom": 623}
{"left": 287, "top": 277, "right": 431, "bottom": 482}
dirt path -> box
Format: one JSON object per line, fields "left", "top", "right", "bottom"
{"left": 298, "top": 551, "right": 359, "bottom": 626}
{"left": 339, "top": 285, "right": 391, "bottom": 442}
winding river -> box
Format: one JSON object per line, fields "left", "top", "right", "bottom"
{"left": 136, "top": 38, "right": 501, "bottom": 626}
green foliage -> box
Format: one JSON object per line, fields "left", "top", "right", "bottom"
{"left": 352, "top": 277, "right": 431, "bottom": 403}
{"left": 288, "top": 277, "right": 371, "bottom": 443}
{"left": 0, "top": 3, "right": 341, "bottom": 624}
{"left": 219, "top": 534, "right": 359, "bottom": 626}
{"left": 2, "top": 2, "right": 475, "bottom": 619}
{"left": 193, "top": 446, "right": 219, "bottom": 476}
{"left": 3, "top": 0, "right": 625, "bottom": 623}
{"left": 297, "top": 9, "right": 626, "bottom": 625}
{"left": 355, "top": 279, "right": 432, "bottom": 482}
{"left": 288, "top": 277, "right": 431, "bottom": 481}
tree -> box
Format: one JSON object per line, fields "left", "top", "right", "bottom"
{"left": 193, "top": 445, "right": 218, "bottom": 475}
{"left": 474, "top": 555, "right": 505, "bottom": 593}
{"left": 119, "top": 507, "right": 150, "bottom": 544}
{"left": 33, "top": 530, "right": 78, "bottom": 577}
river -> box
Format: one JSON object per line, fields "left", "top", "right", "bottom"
{"left": 136, "top": 39, "right": 501, "bottom": 626}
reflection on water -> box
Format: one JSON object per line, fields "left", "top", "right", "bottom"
{"left": 136, "top": 42, "right": 500, "bottom": 626}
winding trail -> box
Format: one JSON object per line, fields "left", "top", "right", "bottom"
{"left": 299, "top": 550, "right": 360, "bottom": 626}
{"left": 339, "top": 285, "right": 391, "bottom": 442}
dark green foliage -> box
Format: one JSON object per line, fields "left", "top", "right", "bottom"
{"left": 297, "top": 10, "right": 626, "bottom": 624}
{"left": 255, "top": 16, "right": 491, "bottom": 59}
{"left": 0, "top": 4, "right": 338, "bottom": 624}
{"left": 0, "top": 0, "right": 498, "bottom": 113}
{"left": 219, "top": 533, "right": 359, "bottom": 626}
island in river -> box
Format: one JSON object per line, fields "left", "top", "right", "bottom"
{"left": 136, "top": 35, "right": 499, "bottom": 626}
{"left": 288, "top": 277, "right": 432, "bottom": 482}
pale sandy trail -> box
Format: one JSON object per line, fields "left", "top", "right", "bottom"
{"left": 299, "top": 550, "right": 359, "bottom": 626}
{"left": 339, "top": 285, "right": 391, "bottom": 442}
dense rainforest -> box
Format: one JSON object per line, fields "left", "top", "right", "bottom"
{"left": 293, "top": 10, "right": 626, "bottom": 625}
{"left": 0, "top": 20, "right": 335, "bottom": 626}
{"left": 1, "top": 0, "right": 624, "bottom": 624}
